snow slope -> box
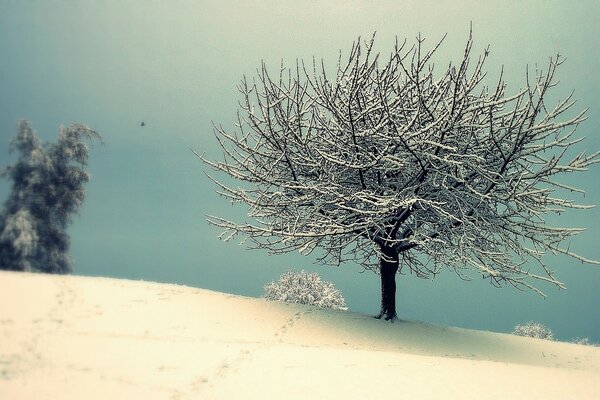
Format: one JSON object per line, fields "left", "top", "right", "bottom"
{"left": 1, "top": 271, "right": 598, "bottom": 399}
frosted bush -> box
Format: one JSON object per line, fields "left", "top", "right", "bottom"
{"left": 571, "top": 337, "right": 596, "bottom": 346}
{"left": 264, "top": 270, "right": 347, "bottom": 310}
{"left": 512, "top": 321, "right": 554, "bottom": 340}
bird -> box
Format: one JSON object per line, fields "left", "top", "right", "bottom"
{"left": 140, "top": 121, "right": 146, "bottom": 127}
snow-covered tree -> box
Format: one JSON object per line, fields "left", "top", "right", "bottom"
{"left": 200, "top": 31, "right": 599, "bottom": 320}
{"left": 264, "top": 270, "right": 347, "bottom": 310}
{"left": 0, "top": 120, "right": 101, "bottom": 273}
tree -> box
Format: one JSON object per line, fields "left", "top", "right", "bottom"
{"left": 200, "top": 31, "right": 599, "bottom": 320}
{"left": 0, "top": 120, "right": 101, "bottom": 273}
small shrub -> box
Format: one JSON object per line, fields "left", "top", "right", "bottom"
{"left": 264, "top": 270, "right": 347, "bottom": 310}
{"left": 571, "top": 337, "right": 596, "bottom": 346}
{"left": 512, "top": 321, "right": 554, "bottom": 340}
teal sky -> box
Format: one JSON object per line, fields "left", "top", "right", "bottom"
{"left": 1, "top": 0, "right": 599, "bottom": 342}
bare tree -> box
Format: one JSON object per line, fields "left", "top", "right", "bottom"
{"left": 200, "top": 31, "right": 599, "bottom": 320}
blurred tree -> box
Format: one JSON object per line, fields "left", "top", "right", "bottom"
{"left": 0, "top": 121, "right": 101, "bottom": 273}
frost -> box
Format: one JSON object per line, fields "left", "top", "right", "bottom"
{"left": 0, "top": 210, "right": 38, "bottom": 258}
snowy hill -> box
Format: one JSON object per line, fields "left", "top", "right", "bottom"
{"left": 0, "top": 271, "right": 598, "bottom": 399}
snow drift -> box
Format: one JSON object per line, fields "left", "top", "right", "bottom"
{"left": 0, "top": 271, "right": 598, "bottom": 399}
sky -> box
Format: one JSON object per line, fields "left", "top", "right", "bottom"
{"left": 1, "top": 0, "right": 599, "bottom": 342}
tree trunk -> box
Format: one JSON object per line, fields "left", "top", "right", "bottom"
{"left": 375, "top": 245, "right": 399, "bottom": 321}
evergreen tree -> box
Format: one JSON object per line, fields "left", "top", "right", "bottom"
{"left": 0, "top": 120, "right": 101, "bottom": 273}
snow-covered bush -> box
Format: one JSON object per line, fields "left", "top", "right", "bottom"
{"left": 512, "top": 321, "right": 554, "bottom": 340}
{"left": 571, "top": 337, "right": 596, "bottom": 346}
{"left": 263, "top": 270, "right": 347, "bottom": 310}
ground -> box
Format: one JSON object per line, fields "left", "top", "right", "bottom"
{"left": 1, "top": 271, "right": 599, "bottom": 399}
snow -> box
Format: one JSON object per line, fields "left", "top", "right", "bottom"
{"left": 1, "top": 270, "right": 599, "bottom": 399}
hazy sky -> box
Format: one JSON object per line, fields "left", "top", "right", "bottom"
{"left": 1, "top": 0, "right": 599, "bottom": 342}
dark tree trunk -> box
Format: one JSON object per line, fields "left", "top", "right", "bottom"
{"left": 375, "top": 245, "right": 399, "bottom": 321}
